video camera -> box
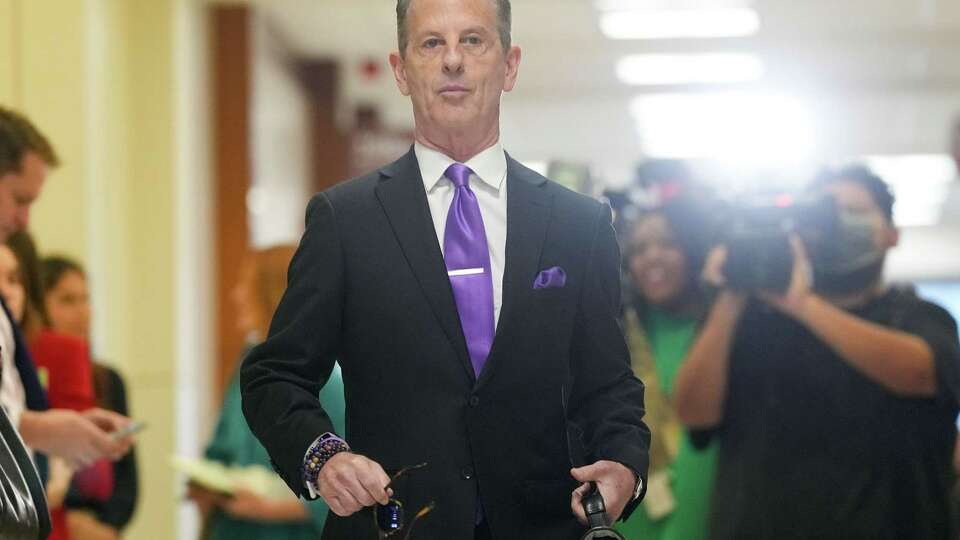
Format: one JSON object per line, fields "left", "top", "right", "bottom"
{"left": 721, "top": 193, "right": 882, "bottom": 294}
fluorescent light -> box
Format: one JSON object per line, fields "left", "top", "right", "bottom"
{"left": 595, "top": 0, "right": 753, "bottom": 10}
{"left": 859, "top": 154, "right": 955, "bottom": 227}
{"left": 617, "top": 53, "right": 764, "bottom": 85}
{"left": 630, "top": 92, "right": 815, "bottom": 165}
{"left": 600, "top": 8, "right": 760, "bottom": 40}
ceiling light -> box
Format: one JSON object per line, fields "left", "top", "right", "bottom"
{"left": 600, "top": 8, "right": 760, "bottom": 40}
{"left": 617, "top": 53, "right": 764, "bottom": 86}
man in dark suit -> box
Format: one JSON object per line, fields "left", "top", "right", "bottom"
{"left": 240, "top": 1, "right": 650, "bottom": 538}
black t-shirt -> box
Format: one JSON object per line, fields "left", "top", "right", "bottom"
{"left": 695, "top": 289, "right": 960, "bottom": 540}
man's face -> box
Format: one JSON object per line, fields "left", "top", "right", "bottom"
{"left": 826, "top": 180, "right": 898, "bottom": 254}
{"left": 389, "top": 0, "right": 521, "bottom": 138}
{"left": 0, "top": 152, "right": 47, "bottom": 242}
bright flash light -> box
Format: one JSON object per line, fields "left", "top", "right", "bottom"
{"left": 616, "top": 53, "right": 764, "bottom": 86}
{"left": 600, "top": 8, "right": 760, "bottom": 40}
{"left": 629, "top": 92, "right": 816, "bottom": 165}
{"left": 861, "top": 154, "right": 955, "bottom": 227}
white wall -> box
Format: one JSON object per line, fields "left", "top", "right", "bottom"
{"left": 249, "top": 13, "right": 311, "bottom": 247}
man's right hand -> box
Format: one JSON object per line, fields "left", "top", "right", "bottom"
{"left": 316, "top": 452, "right": 392, "bottom": 517}
{"left": 19, "top": 408, "right": 132, "bottom": 469}
{"left": 702, "top": 245, "right": 730, "bottom": 288}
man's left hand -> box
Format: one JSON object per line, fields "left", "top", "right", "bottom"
{"left": 570, "top": 460, "right": 637, "bottom": 525}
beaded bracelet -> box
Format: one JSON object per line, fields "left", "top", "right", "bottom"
{"left": 302, "top": 432, "right": 351, "bottom": 492}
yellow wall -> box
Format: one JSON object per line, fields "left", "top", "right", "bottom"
{"left": 0, "top": 0, "right": 16, "bottom": 104}
{"left": 1, "top": 1, "right": 212, "bottom": 538}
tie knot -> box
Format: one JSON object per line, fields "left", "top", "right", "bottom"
{"left": 444, "top": 163, "right": 474, "bottom": 188}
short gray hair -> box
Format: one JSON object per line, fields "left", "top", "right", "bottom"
{"left": 396, "top": 0, "right": 511, "bottom": 55}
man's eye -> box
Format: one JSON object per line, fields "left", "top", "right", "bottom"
{"left": 463, "top": 36, "right": 482, "bottom": 45}
{"left": 424, "top": 38, "right": 441, "bottom": 49}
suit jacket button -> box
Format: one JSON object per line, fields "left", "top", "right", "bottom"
{"left": 469, "top": 395, "right": 480, "bottom": 407}
{"left": 461, "top": 466, "right": 474, "bottom": 480}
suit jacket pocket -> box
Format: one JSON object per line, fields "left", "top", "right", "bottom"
{"left": 519, "top": 477, "right": 580, "bottom": 521}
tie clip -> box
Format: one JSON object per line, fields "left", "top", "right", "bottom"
{"left": 448, "top": 268, "right": 485, "bottom": 277}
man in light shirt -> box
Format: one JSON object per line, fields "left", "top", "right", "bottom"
{"left": 0, "top": 108, "right": 132, "bottom": 526}
{"left": 240, "top": 1, "right": 650, "bottom": 538}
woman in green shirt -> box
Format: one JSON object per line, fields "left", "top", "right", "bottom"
{"left": 190, "top": 245, "right": 345, "bottom": 540}
{"left": 616, "top": 195, "right": 717, "bottom": 540}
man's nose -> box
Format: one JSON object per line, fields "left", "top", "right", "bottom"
{"left": 442, "top": 43, "right": 465, "bottom": 74}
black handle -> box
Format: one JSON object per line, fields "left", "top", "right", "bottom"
{"left": 582, "top": 482, "right": 609, "bottom": 528}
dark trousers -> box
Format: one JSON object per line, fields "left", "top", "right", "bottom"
{"left": 475, "top": 520, "right": 492, "bottom": 540}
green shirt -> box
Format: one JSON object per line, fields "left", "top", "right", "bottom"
{"left": 204, "top": 361, "right": 346, "bottom": 540}
{"left": 617, "top": 308, "right": 718, "bottom": 540}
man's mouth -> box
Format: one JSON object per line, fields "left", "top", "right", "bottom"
{"left": 439, "top": 85, "right": 470, "bottom": 95}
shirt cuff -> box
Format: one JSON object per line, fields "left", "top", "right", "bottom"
{"left": 302, "top": 432, "right": 350, "bottom": 496}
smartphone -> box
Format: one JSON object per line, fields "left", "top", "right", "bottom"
{"left": 111, "top": 420, "right": 147, "bottom": 441}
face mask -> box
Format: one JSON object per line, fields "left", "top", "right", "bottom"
{"left": 813, "top": 209, "right": 885, "bottom": 295}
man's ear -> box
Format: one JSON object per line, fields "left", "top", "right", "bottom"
{"left": 886, "top": 225, "right": 900, "bottom": 249}
{"left": 389, "top": 51, "right": 411, "bottom": 97}
{"left": 502, "top": 45, "right": 521, "bottom": 93}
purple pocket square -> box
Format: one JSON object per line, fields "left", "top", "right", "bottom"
{"left": 533, "top": 267, "right": 567, "bottom": 290}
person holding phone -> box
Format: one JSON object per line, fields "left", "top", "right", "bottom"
{"left": 190, "top": 246, "right": 346, "bottom": 540}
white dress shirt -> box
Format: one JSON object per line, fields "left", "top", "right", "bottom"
{"left": 414, "top": 141, "right": 508, "bottom": 328}
{"left": 0, "top": 308, "right": 26, "bottom": 433}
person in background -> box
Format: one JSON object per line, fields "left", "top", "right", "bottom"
{"left": 615, "top": 194, "right": 717, "bottom": 540}
{"left": 8, "top": 233, "right": 120, "bottom": 540}
{"left": 189, "top": 245, "right": 345, "bottom": 540}
{"left": 675, "top": 166, "right": 960, "bottom": 539}
{"left": 0, "top": 240, "right": 68, "bottom": 539}
{"left": 1, "top": 105, "right": 131, "bottom": 539}
{"left": 38, "top": 255, "right": 139, "bottom": 540}
{"left": 3, "top": 236, "right": 84, "bottom": 540}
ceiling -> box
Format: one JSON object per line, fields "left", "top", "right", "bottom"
{"left": 254, "top": 0, "right": 960, "bottom": 164}
{"left": 260, "top": 0, "right": 960, "bottom": 97}
{"left": 241, "top": 0, "right": 960, "bottom": 278}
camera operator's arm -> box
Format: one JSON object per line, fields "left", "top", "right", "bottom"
{"left": 785, "top": 297, "right": 935, "bottom": 396}
{"left": 763, "top": 238, "right": 936, "bottom": 397}
{"left": 674, "top": 248, "right": 748, "bottom": 428}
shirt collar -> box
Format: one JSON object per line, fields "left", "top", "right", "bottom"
{"left": 415, "top": 140, "right": 507, "bottom": 194}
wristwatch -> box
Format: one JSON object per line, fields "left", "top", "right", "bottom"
{"left": 632, "top": 475, "right": 644, "bottom": 500}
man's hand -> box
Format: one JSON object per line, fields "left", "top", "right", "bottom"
{"left": 19, "top": 408, "right": 132, "bottom": 469}
{"left": 316, "top": 452, "right": 392, "bottom": 517}
{"left": 82, "top": 408, "right": 135, "bottom": 459}
{"left": 570, "top": 460, "right": 637, "bottom": 525}
{"left": 701, "top": 245, "right": 730, "bottom": 288}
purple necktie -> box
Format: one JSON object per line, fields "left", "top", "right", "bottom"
{"left": 443, "top": 163, "right": 495, "bottom": 377}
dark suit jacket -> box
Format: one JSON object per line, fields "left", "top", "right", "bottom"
{"left": 241, "top": 149, "right": 650, "bottom": 539}
{"left": 1, "top": 298, "right": 48, "bottom": 414}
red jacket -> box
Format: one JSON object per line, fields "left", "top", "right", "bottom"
{"left": 31, "top": 330, "right": 113, "bottom": 540}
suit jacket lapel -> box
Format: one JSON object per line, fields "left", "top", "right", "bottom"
{"left": 375, "top": 149, "right": 475, "bottom": 383}
{"left": 477, "top": 154, "right": 553, "bottom": 389}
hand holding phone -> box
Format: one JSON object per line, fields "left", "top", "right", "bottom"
{"left": 111, "top": 420, "right": 146, "bottom": 441}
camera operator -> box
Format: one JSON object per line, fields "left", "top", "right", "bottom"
{"left": 674, "top": 165, "right": 960, "bottom": 539}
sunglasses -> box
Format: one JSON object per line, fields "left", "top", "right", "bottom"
{"left": 375, "top": 462, "right": 435, "bottom": 539}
